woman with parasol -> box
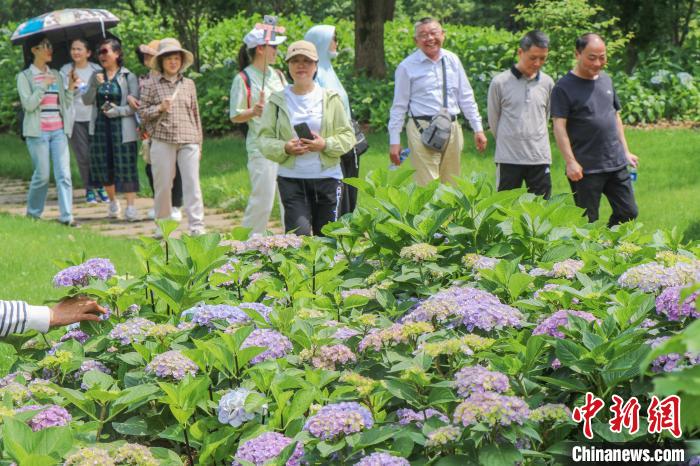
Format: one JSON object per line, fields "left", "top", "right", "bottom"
{"left": 17, "top": 34, "right": 79, "bottom": 227}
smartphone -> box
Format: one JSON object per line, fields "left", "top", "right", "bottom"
{"left": 294, "top": 122, "right": 314, "bottom": 140}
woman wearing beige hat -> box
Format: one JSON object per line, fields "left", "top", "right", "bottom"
{"left": 258, "top": 40, "right": 355, "bottom": 236}
{"left": 138, "top": 38, "right": 205, "bottom": 237}
{"left": 132, "top": 40, "right": 184, "bottom": 223}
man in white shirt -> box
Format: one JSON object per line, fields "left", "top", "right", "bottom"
{"left": 388, "top": 17, "right": 487, "bottom": 185}
{"left": 0, "top": 297, "right": 106, "bottom": 337}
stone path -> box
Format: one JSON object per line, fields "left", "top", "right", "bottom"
{"left": 0, "top": 177, "right": 281, "bottom": 238}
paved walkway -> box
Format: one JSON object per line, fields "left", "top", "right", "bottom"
{"left": 0, "top": 177, "right": 281, "bottom": 238}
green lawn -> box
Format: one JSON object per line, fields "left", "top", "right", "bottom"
{"left": 0, "top": 213, "right": 139, "bottom": 303}
{"left": 1, "top": 127, "right": 699, "bottom": 301}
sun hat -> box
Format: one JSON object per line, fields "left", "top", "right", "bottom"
{"left": 243, "top": 28, "right": 287, "bottom": 49}
{"left": 150, "top": 38, "right": 194, "bottom": 73}
{"left": 285, "top": 40, "right": 318, "bottom": 62}
{"left": 138, "top": 39, "right": 160, "bottom": 57}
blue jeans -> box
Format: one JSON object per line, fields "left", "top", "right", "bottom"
{"left": 25, "top": 129, "right": 73, "bottom": 222}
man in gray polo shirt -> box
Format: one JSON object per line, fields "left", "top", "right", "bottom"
{"left": 488, "top": 30, "right": 554, "bottom": 198}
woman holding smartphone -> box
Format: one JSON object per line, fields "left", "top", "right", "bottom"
{"left": 82, "top": 38, "right": 140, "bottom": 221}
{"left": 258, "top": 41, "right": 354, "bottom": 236}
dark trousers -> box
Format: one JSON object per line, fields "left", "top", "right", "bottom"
{"left": 339, "top": 151, "right": 360, "bottom": 215}
{"left": 146, "top": 162, "right": 183, "bottom": 208}
{"left": 277, "top": 176, "right": 342, "bottom": 236}
{"left": 568, "top": 168, "right": 638, "bottom": 226}
{"left": 497, "top": 163, "right": 552, "bottom": 199}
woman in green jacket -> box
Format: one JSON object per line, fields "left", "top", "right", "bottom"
{"left": 17, "top": 35, "right": 78, "bottom": 227}
{"left": 258, "top": 40, "right": 355, "bottom": 236}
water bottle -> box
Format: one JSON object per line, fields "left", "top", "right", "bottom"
{"left": 77, "top": 81, "right": 88, "bottom": 96}
{"left": 389, "top": 148, "right": 410, "bottom": 171}
{"left": 629, "top": 167, "right": 638, "bottom": 182}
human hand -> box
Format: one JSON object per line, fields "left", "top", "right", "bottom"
{"left": 68, "top": 70, "right": 78, "bottom": 91}
{"left": 566, "top": 160, "right": 584, "bottom": 181}
{"left": 284, "top": 138, "right": 308, "bottom": 156}
{"left": 103, "top": 104, "right": 119, "bottom": 118}
{"left": 252, "top": 91, "right": 265, "bottom": 117}
{"left": 474, "top": 131, "right": 488, "bottom": 152}
{"left": 127, "top": 95, "right": 140, "bottom": 111}
{"left": 389, "top": 144, "right": 401, "bottom": 165}
{"left": 300, "top": 132, "right": 326, "bottom": 152}
{"left": 96, "top": 73, "right": 105, "bottom": 85}
{"left": 50, "top": 296, "right": 107, "bottom": 328}
{"left": 626, "top": 152, "right": 639, "bottom": 168}
{"left": 160, "top": 97, "right": 173, "bottom": 113}
{"left": 43, "top": 73, "right": 56, "bottom": 87}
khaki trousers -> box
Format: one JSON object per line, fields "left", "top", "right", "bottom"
{"left": 406, "top": 119, "right": 464, "bottom": 185}
{"left": 150, "top": 139, "right": 205, "bottom": 232}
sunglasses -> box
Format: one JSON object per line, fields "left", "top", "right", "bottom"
{"left": 98, "top": 48, "right": 110, "bottom": 55}
{"left": 35, "top": 41, "right": 52, "bottom": 50}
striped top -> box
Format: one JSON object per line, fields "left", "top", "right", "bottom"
{"left": 30, "top": 64, "right": 64, "bottom": 132}
{"left": 0, "top": 300, "right": 51, "bottom": 337}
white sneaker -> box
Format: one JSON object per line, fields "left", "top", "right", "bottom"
{"left": 124, "top": 205, "right": 140, "bottom": 222}
{"left": 189, "top": 227, "right": 207, "bottom": 236}
{"left": 171, "top": 207, "right": 183, "bottom": 222}
{"left": 108, "top": 200, "right": 121, "bottom": 218}
{"left": 153, "top": 226, "right": 164, "bottom": 240}
{"left": 147, "top": 208, "right": 155, "bottom": 220}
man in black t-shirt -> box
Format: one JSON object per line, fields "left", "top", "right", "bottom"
{"left": 551, "top": 33, "right": 639, "bottom": 226}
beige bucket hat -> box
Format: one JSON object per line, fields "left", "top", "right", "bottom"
{"left": 150, "top": 38, "right": 194, "bottom": 73}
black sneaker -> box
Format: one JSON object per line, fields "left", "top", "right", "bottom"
{"left": 58, "top": 219, "right": 81, "bottom": 228}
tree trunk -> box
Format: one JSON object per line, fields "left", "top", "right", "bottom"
{"left": 354, "top": 0, "right": 396, "bottom": 78}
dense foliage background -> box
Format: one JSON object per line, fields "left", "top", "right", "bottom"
{"left": 2, "top": 0, "right": 700, "bottom": 135}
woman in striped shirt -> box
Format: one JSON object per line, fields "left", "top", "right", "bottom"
{"left": 17, "top": 35, "right": 78, "bottom": 227}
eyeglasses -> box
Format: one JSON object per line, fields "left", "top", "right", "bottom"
{"left": 98, "top": 48, "right": 110, "bottom": 55}
{"left": 417, "top": 30, "right": 443, "bottom": 41}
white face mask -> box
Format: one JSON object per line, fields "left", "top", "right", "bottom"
{"left": 328, "top": 51, "right": 338, "bottom": 59}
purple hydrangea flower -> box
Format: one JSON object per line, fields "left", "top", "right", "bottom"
{"left": 0, "top": 371, "right": 32, "bottom": 388}
{"left": 237, "top": 302, "right": 273, "bottom": 322}
{"left": 60, "top": 329, "right": 89, "bottom": 344}
{"left": 655, "top": 286, "right": 700, "bottom": 321}
{"left": 454, "top": 365, "right": 510, "bottom": 397}
{"left": 550, "top": 259, "right": 584, "bottom": 279}
{"left": 218, "top": 388, "right": 266, "bottom": 427}
{"left": 241, "top": 329, "right": 293, "bottom": 364}
{"left": 618, "top": 261, "right": 699, "bottom": 292}
{"left": 453, "top": 392, "right": 530, "bottom": 427}
{"left": 647, "top": 336, "right": 700, "bottom": 373}
{"left": 396, "top": 408, "right": 449, "bottom": 426}
{"left": 304, "top": 402, "right": 374, "bottom": 440}
{"left": 189, "top": 304, "right": 252, "bottom": 329}
{"left": 529, "top": 403, "right": 572, "bottom": 423}
{"left": 310, "top": 344, "right": 356, "bottom": 370}
{"left": 145, "top": 350, "right": 199, "bottom": 380}
{"left": 403, "top": 286, "right": 523, "bottom": 332}
{"left": 532, "top": 310, "right": 600, "bottom": 339}
{"left": 232, "top": 431, "right": 304, "bottom": 466}
{"left": 333, "top": 327, "right": 360, "bottom": 340}
{"left": 75, "top": 360, "right": 111, "bottom": 389}
{"left": 551, "top": 358, "right": 562, "bottom": 370}
{"left": 227, "top": 234, "right": 304, "bottom": 255}
{"left": 354, "top": 452, "right": 410, "bottom": 466}
{"left": 109, "top": 317, "right": 156, "bottom": 344}
{"left": 53, "top": 258, "right": 116, "bottom": 287}
{"left": 26, "top": 404, "right": 72, "bottom": 431}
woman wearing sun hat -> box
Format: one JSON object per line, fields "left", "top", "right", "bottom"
{"left": 138, "top": 38, "right": 205, "bottom": 237}
{"left": 230, "top": 27, "right": 288, "bottom": 235}
{"left": 258, "top": 40, "right": 355, "bottom": 236}
{"left": 131, "top": 40, "right": 184, "bottom": 223}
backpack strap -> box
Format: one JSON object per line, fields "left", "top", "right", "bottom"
{"left": 274, "top": 68, "right": 286, "bottom": 85}
{"left": 239, "top": 69, "right": 252, "bottom": 108}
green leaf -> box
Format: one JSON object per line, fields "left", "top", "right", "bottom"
{"left": 479, "top": 442, "right": 523, "bottom": 466}
{"left": 112, "top": 416, "right": 150, "bottom": 436}
{"left": 284, "top": 390, "right": 314, "bottom": 427}
{"left": 384, "top": 378, "right": 421, "bottom": 404}
{"left": 316, "top": 439, "right": 346, "bottom": 457}
{"left": 436, "top": 456, "right": 479, "bottom": 466}
{"left": 355, "top": 426, "right": 398, "bottom": 449}
{"left": 0, "top": 342, "right": 18, "bottom": 377}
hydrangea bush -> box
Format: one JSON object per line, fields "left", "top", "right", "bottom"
{"left": 1, "top": 174, "right": 699, "bottom": 465}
